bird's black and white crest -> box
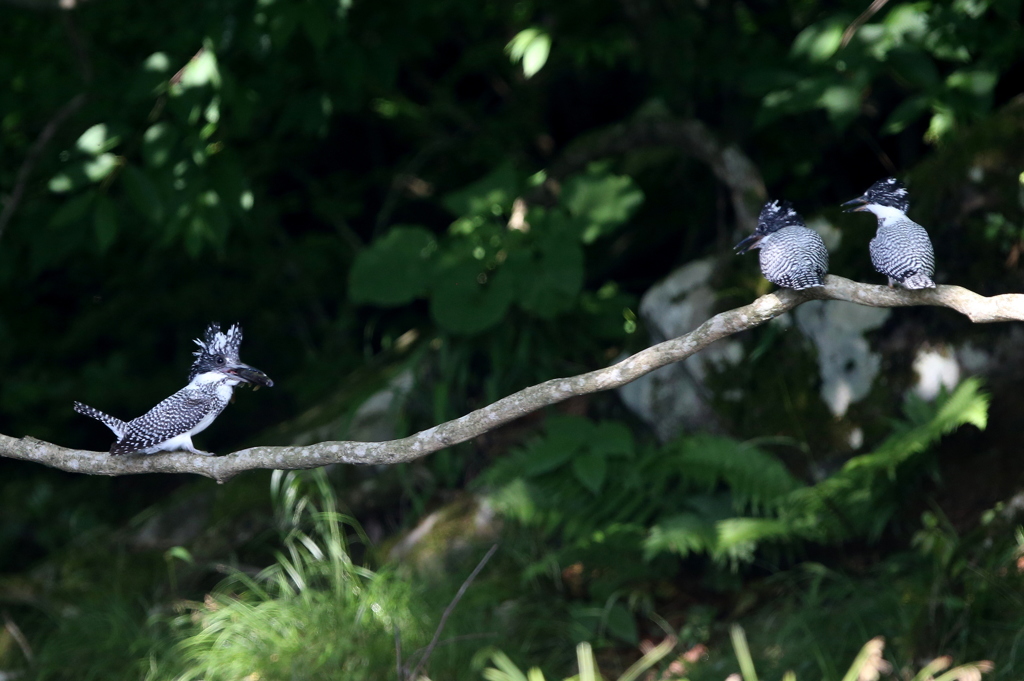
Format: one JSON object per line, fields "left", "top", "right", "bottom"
{"left": 859, "top": 177, "right": 909, "bottom": 212}
{"left": 190, "top": 323, "right": 243, "bottom": 381}
{"left": 757, "top": 200, "right": 806, "bottom": 235}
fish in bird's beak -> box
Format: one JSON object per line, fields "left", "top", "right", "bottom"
{"left": 734, "top": 233, "right": 763, "bottom": 254}
{"left": 841, "top": 195, "right": 870, "bottom": 213}
{"left": 228, "top": 364, "right": 274, "bottom": 388}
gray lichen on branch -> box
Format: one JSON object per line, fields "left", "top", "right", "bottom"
{"left": 3, "top": 275, "right": 1023, "bottom": 483}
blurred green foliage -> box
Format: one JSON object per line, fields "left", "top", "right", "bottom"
{"left": 2, "top": 0, "right": 1024, "bottom": 678}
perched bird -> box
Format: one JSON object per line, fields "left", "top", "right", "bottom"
{"left": 842, "top": 177, "right": 935, "bottom": 289}
{"left": 735, "top": 199, "right": 829, "bottom": 290}
{"left": 74, "top": 323, "right": 273, "bottom": 455}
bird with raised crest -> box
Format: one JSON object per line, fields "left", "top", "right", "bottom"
{"left": 842, "top": 177, "right": 936, "bottom": 289}
{"left": 735, "top": 199, "right": 829, "bottom": 290}
{"left": 73, "top": 323, "right": 273, "bottom": 456}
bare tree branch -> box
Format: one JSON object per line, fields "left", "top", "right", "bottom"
{"left": 2, "top": 275, "right": 1023, "bottom": 483}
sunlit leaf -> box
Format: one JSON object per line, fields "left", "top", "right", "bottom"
{"left": 946, "top": 68, "right": 997, "bottom": 97}
{"left": 165, "top": 546, "right": 194, "bottom": 563}
{"left": 177, "top": 45, "right": 221, "bottom": 90}
{"left": 48, "top": 164, "right": 89, "bottom": 193}
{"left": 83, "top": 153, "right": 119, "bottom": 182}
{"left": 76, "top": 124, "right": 120, "bottom": 155}
{"left": 924, "top": 106, "right": 956, "bottom": 143}
{"left": 506, "top": 28, "right": 551, "bottom": 78}
{"left": 443, "top": 162, "right": 519, "bottom": 217}
{"left": 791, "top": 19, "right": 844, "bottom": 62}
{"left": 143, "top": 123, "right": 178, "bottom": 168}
{"left": 818, "top": 85, "right": 861, "bottom": 128}
{"left": 143, "top": 51, "right": 171, "bottom": 72}
{"left": 561, "top": 167, "right": 644, "bottom": 243}
{"left": 643, "top": 513, "right": 716, "bottom": 560}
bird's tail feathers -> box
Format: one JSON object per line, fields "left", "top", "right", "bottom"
{"left": 73, "top": 401, "right": 126, "bottom": 438}
{"left": 900, "top": 273, "right": 936, "bottom": 289}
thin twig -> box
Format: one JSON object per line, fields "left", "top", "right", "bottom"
{"left": 61, "top": 10, "right": 93, "bottom": 84}
{"left": 0, "top": 93, "right": 86, "bottom": 243}
{"left": 395, "top": 622, "right": 403, "bottom": 680}
{"left": 0, "top": 8, "right": 91, "bottom": 244}
{"left": 841, "top": 0, "right": 890, "bottom": 48}
{"left": 3, "top": 610, "right": 34, "bottom": 663}
{"left": 406, "top": 543, "right": 499, "bottom": 680}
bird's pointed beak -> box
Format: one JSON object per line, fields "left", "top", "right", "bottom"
{"left": 734, "top": 233, "right": 762, "bottom": 254}
{"left": 228, "top": 363, "right": 274, "bottom": 388}
{"left": 842, "top": 195, "right": 869, "bottom": 213}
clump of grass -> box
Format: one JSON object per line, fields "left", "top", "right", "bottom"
{"left": 159, "top": 470, "right": 420, "bottom": 681}
{"left": 479, "top": 626, "right": 993, "bottom": 681}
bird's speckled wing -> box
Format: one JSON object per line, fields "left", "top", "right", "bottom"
{"left": 758, "top": 226, "right": 829, "bottom": 290}
{"left": 869, "top": 218, "right": 935, "bottom": 286}
{"left": 111, "top": 387, "right": 219, "bottom": 455}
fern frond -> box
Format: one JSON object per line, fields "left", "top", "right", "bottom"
{"left": 670, "top": 435, "right": 802, "bottom": 512}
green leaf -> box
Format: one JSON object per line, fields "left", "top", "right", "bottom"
{"left": 184, "top": 214, "right": 209, "bottom": 257}
{"left": 883, "top": 94, "right": 930, "bottom": 135}
{"left": 505, "top": 28, "right": 551, "bottom": 79}
{"left": 673, "top": 435, "right": 801, "bottom": 511}
{"left": 429, "top": 261, "right": 513, "bottom": 334}
{"left": 76, "top": 123, "right": 120, "bottom": 155}
{"left": 442, "top": 162, "right": 519, "bottom": 217}
{"left": 349, "top": 226, "right": 436, "bottom": 306}
{"left": 49, "top": 160, "right": 99, "bottom": 193}
{"left": 544, "top": 415, "right": 595, "bottom": 447}
{"left": 506, "top": 230, "right": 583, "bottom": 317}
{"left": 165, "top": 546, "right": 194, "bottom": 564}
{"left": 561, "top": 168, "right": 644, "bottom": 243}
{"left": 483, "top": 651, "right": 531, "bottom": 681}
{"left": 121, "top": 165, "right": 164, "bottom": 223}
{"left": 93, "top": 196, "right": 118, "bottom": 253}
{"left": 946, "top": 68, "right": 998, "bottom": 97}
{"left": 887, "top": 47, "right": 940, "bottom": 89}
{"left": 177, "top": 45, "right": 221, "bottom": 90}
{"left": 572, "top": 452, "right": 607, "bottom": 494}
{"left": 714, "top": 517, "right": 791, "bottom": 562}
{"left": 925, "top": 106, "right": 955, "bottom": 143}
{"left": 49, "top": 192, "right": 95, "bottom": 227}
{"left": 83, "top": 153, "right": 119, "bottom": 182}
{"left": 589, "top": 421, "right": 634, "bottom": 458}
{"left": 791, "top": 19, "right": 845, "bottom": 62}
{"left": 643, "top": 513, "right": 716, "bottom": 560}
{"left": 521, "top": 437, "right": 577, "bottom": 477}
{"left": 143, "top": 123, "right": 178, "bottom": 168}
{"left": 604, "top": 602, "right": 639, "bottom": 644}
{"left": 818, "top": 85, "right": 861, "bottom": 129}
